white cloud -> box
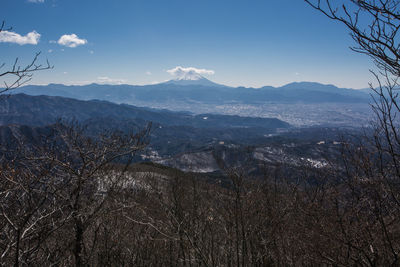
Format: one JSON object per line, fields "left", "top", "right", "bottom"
{"left": 0, "top": 30, "right": 40, "bottom": 45}
{"left": 27, "top": 0, "right": 44, "bottom": 3}
{"left": 97, "top": 76, "right": 126, "bottom": 85}
{"left": 48, "top": 49, "right": 53, "bottom": 53}
{"left": 146, "top": 71, "right": 152, "bottom": 75}
{"left": 167, "top": 66, "right": 215, "bottom": 79}
{"left": 57, "top": 34, "right": 87, "bottom": 48}
{"left": 89, "top": 50, "right": 94, "bottom": 54}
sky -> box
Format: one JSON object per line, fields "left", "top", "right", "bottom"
{"left": 0, "top": 0, "right": 377, "bottom": 89}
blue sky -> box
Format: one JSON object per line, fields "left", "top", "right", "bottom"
{"left": 1, "top": 0, "right": 375, "bottom": 88}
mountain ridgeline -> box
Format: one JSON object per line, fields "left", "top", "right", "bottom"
{"left": 0, "top": 94, "right": 291, "bottom": 158}
{"left": 0, "top": 94, "right": 289, "bottom": 129}
{"left": 14, "top": 80, "right": 370, "bottom": 105}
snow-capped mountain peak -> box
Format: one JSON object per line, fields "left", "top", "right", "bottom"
{"left": 174, "top": 71, "right": 204, "bottom": 81}
{"left": 163, "top": 74, "right": 225, "bottom": 87}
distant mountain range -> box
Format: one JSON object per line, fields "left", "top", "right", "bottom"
{"left": 11, "top": 79, "right": 371, "bottom": 105}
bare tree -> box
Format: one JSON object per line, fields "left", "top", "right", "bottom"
{"left": 304, "top": 1, "right": 400, "bottom": 265}
{"left": 0, "top": 121, "right": 151, "bottom": 266}
{"left": 304, "top": 0, "right": 400, "bottom": 76}
{"left": 0, "top": 21, "right": 52, "bottom": 93}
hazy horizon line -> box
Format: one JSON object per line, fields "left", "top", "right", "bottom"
{"left": 22, "top": 79, "right": 369, "bottom": 90}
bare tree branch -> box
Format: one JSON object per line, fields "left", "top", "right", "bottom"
{"left": 0, "top": 21, "right": 53, "bottom": 94}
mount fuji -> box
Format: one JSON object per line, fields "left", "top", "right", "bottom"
{"left": 162, "top": 73, "right": 226, "bottom": 87}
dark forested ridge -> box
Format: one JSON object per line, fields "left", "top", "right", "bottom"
{"left": 0, "top": 94, "right": 290, "bottom": 129}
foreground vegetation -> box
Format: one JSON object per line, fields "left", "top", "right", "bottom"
{"left": 0, "top": 121, "right": 399, "bottom": 266}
